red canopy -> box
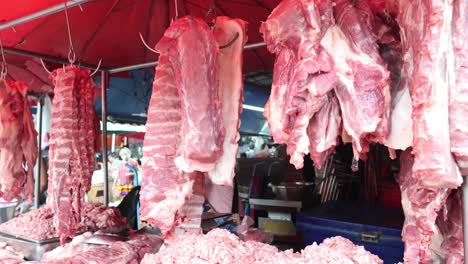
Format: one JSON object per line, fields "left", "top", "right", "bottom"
{"left": 0, "top": 0, "right": 278, "bottom": 74}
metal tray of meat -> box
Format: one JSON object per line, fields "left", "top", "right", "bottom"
{"left": 0, "top": 231, "right": 60, "bottom": 244}
{"left": 0, "top": 232, "right": 60, "bottom": 261}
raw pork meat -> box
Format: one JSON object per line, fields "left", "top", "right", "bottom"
{"left": 369, "top": 5, "right": 413, "bottom": 154}
{"left": 449, "top": 0, "right": 468, "bottom": 174}
{"left": 0, "top": 79, "right": 37, "bottom": 202}
{"left": 207, "top": 16, "right": 247, "bottom": 186}
{"left": 140, "top": 16, "right": 223, "bottom": 236}
{"left": 261, "top": 0, "right": 390, "bottom": 168}
{"left": 0, "top": 242, "right": 24, "bottom": 264}
{"left": 398, "top": 0, "right": 462, "bottom": 188}
{"left": 307, "top": 94, "right": 341, "bottom": 169}
{"left": 172, "top": 171, "right": 205, "bottom": 238}
{"left": 436, "top": 189, "right": 464, "bottom": 264}
{"left": 260, "top": 0, "right": 338, "bottom": 169}
{"left": 321, "top": 0, "right": 391, "bottom": 159}
{"left": 399, "top": 149, "right": 450, "bottom": 263}
{"left": 0, "top": 204, "right": 126, "bottom": 241}
{"left": 384, "top": 87, "right": 412, "bottom": 153}
{"left": 40, "top": 232, "right": 162, "bottom": 264}
{"left": 141, "top": 228, "right": 382, "bottom": 264}
{"left": 48, "top": 67, "right": 99, "bottom": 244}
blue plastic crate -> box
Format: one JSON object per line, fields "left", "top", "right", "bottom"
{"left": 297, "top": 202, "right": 404, "bottom": 263}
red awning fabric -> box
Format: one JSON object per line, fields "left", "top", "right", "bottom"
{"left": 0, "top": 0, "right": 278, "bottom": 74}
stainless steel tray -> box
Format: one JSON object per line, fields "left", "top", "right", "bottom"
{"left": 0, "top": 232, "right": 60, "bottom": 261}
{"left": 0, "top": 231, "right": 59, "bottom": 244}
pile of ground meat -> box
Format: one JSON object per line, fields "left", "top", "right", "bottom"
{"left": 141, "top": 229, "right": 382, "bottom": 264}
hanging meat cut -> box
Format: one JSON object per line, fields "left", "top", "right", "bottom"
{"left": 307, "top": 94, "right": 341, "bottom": 168}
{"left": 0, "top": 79, "right": 37, "bottom": 202}
{"left": 261, "top": 0, "right": 390, "bottom": 169}
{"left": 322, "top": 0, "right": 391, "bottom": 158}
{"left": 436, "top": 188, "right": 464, "bottom": 264}
{"left": 140, "top": 16, "right": 224, "bottom": 237}
{"left": 449, "top": 0, "right": 468, "bottom": 174}
{"left": 207, "top": 16, "right": 247, "bottom": 186}
{"left": 263, "top": 0, "right": 466, "bottom": 262}
{"left": 398, "top": 149, "right": 451, "bottom": 263}
{"left": 260, "top": 0, "right": 338, "bottom": 169}
{"left": 398, "top": 0, "right": 462, "bottom": 189}
{"left": 48, "top": 67, "right": 99, "bottom": 245}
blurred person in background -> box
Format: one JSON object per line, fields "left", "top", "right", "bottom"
{"left": 113, "top": 147, "right": 139, "bottom": 202}
{"left": 108, "top": 152, "right": 120, "bottom": 180}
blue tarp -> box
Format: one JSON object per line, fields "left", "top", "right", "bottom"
{"left": 93, "top": 70, "right": 270, "bottom": 135}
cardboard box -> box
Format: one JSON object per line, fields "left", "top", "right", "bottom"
{"left": 87, "top": 180, "right": 116, "bottom": 204}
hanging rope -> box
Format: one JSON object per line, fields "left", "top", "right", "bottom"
{"left": 0, "top": 35, "right": 7, "bottom": 79}
{"left": 64, "top": 2, "right": 76, "bottom": 65}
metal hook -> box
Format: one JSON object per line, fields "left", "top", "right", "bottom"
{"left": 219, "top": 32, "right": 239, "bottom": 49}
{"left": 40, "top": 59, "right": 52, "bottom": 74}
{"left": 64, "top": 2, "right": 76, "bottom": 65}
{"left": 0, "top": 36, "right": 8, "bottom": 79}
{"left": 90, "top": 59, "right": 102, "bottom": 76}
{"left": 139, "top": 32, "right": 159, "bottom": 54}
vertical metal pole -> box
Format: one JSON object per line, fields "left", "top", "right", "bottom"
{"left": 111, "top": 133, "right": 116, "bottom": 152}
{"left": 101, "top": 71, "right": 109, "bottom": 206}
{"left": 462, "top": 176, "right": 468, "bottom": 264}
{"left": 34, "top": 97, "right": 43, "bottom": 209}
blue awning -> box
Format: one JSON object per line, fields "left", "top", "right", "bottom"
{"left": 94, "top": 70, "right": 270, "bottom": 135}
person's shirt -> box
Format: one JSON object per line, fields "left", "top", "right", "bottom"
{"left": 110, "top": 160, "right": 121, "bottom": 180}
{"left": 117, "top": 159, "right": 138, "bottom": 186}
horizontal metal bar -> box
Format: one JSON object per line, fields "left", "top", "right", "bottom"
{"left": 108, "top": 42, "right": 267, "bottom": 74}
{"left": 0, "top": 0, "right": 91, "bottom": 30}
{"left": 244, "top": 42, "right": 266, "bottom": 50}
{"left": 3, "top": 47, "right": 106, "bottom": 72}
{"left": 108, "top": 61, "right": 158, "bottom": 74}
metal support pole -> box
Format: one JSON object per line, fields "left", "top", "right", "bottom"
{"left": 3, "top": 47, "right": 105, "bottom": 72}
{"left": 107, "top": 42, "right": 267, "bottom": 74}
{"left": 111, "top": 133, "right": 116, "bottom": 152}
{"left": 34, "top": 97, "right": 43, "bottom": 209}
{"left": 0, "top": 0, "right": 91, "bottom": 30}
{"left": 101, "top": 71, "right": 109, "bottom": 206}
{"left": 244, "top": 42, "right": 267, "bottom": 50}
{"left": 463, "top": 177, "right": 468, "bottom": 263}
{"left": 108, "top": 62, "right": 159, "bottom": 74}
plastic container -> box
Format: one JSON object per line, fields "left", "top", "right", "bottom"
{"left": 297, "top": 202, "right": 404, "bottom": 264}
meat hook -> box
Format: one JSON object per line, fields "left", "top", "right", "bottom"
{"left": 219, "top": 32, "right": 240, "bottom": 49}
{"left": 139, "top": 32, "right": 159, "bottom": 54}
{"left": 40, "top": 59, "right": 52, "bottom": 74}
{"left": 90, "top": 59, "right": 102, "bottom": 76}
{"left": 64, "top": 2, "right": 76, "bottom": 67}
